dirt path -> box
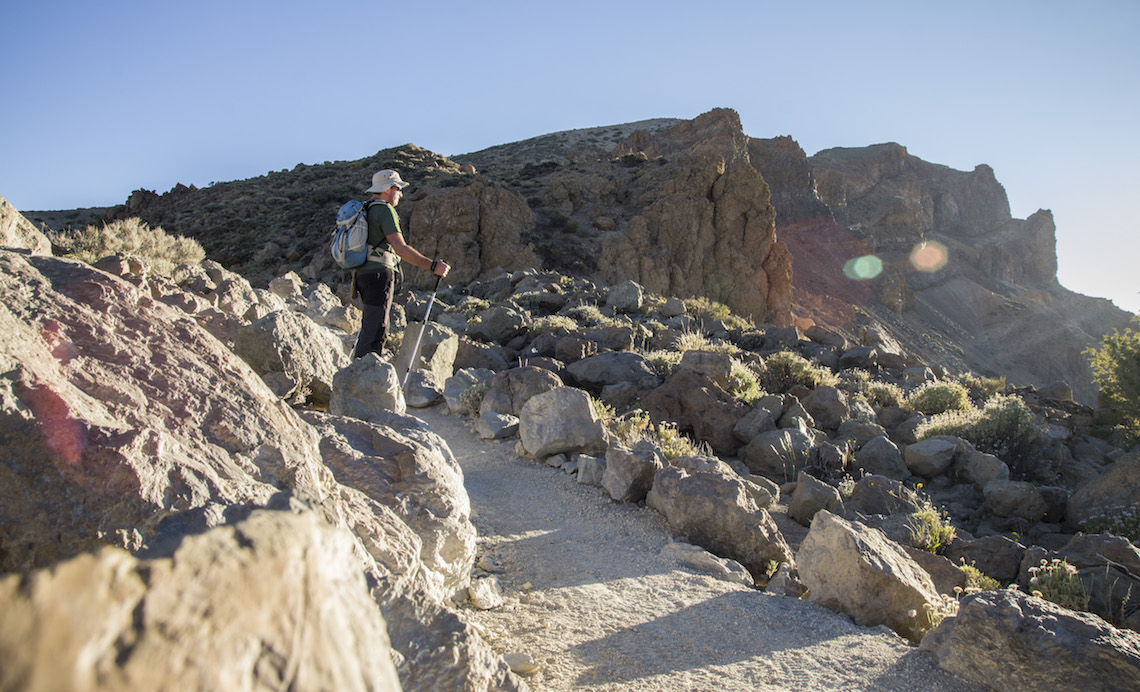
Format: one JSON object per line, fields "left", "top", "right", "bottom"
{"left": 414, "top": 405, "right": 983, "bottom": 692}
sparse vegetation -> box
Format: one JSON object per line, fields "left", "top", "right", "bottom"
{"left": 49, "top": 218, "right": 205, "bottom": 277}
{"left": 1086, "top": 322, "right": 1140, "bottom": 443}
{"left": 905, "top": 380, "right": 971, "bottom": 415}
{"left": 1028, "top": 559, "right": 1090, "bottom": 611}
{"left": 915, "top": 394, "right": 1051, "bottom": 482}
{"left": 751, "top": 350, "right": 839, "bottom": 393}
{"left": 906, "top": 490, "right": 957, "bottom": 554}
{"left": 1082, "top": 502, "right": 1140, "bottom": 546}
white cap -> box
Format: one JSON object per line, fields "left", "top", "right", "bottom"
{"left": 365, "top": 169, "right": 409, "bottom": 193}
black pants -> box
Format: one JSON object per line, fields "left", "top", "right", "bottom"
{"left": 353, "top": 266, "right": 396, "bottom": 359}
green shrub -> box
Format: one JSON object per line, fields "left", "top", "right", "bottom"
{"left": 563, "top": 304, "right": 618, "bottom": 328}
{"left": 1082, "top": 502, "right": 1140, "bottom": 546}
{"left": 530, "top": 315, "right": 577, "bottom": 335}
{"left": 958, "top": 562, "right": 1001, "bottom": 593}
{"left": 728, "top": 359, "right": 763, "bottom": 406}
{"left": 752, "top": 350, "right": 839, "bottom": 393}
{"left": 1028, "top": 558, "right": 1090, "bottom": 611}
{"left": 905, "top": 380, "right": 971, "bottom": 415}
{"left": 50, "top": 217, "right": 205, "bottom": 277}
{"left": 645, "top": 349, "right": 683, "bottom": 379}
{"left": 864, "top": 381, "right": 905, "bottom": 408}
{"left": 459, "top": 380, "right": 489, "bottom": 416}
{"left": 955, "top": 372, "right": 1006, "bottom": 402}
{"left": 916, "top": 394, "right": 1050, "bottom": 482}
{"left": 906, "top": 492, "right": 957, "bottom": 554}
{"left": 1086, "top": 323, "right": 1140, "bottom": 442}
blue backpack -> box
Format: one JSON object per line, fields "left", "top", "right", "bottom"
{"left": 331, "top": 200, "right": 373, "bottom": 269}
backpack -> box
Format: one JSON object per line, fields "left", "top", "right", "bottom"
{"left": 331, "top": 200, "right": 373, "bottom": 269}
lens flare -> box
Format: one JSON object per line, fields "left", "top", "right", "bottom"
{"left": 843, "top": 255, "right": 884, "bottom": 280}
{"left": 910, "top": 241, "right": 948, "bottom": 273}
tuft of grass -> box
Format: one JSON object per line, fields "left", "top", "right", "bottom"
{"left": 906, "top": 489, "right": 957, "bottom": 554}
{"left": 752, "top": 350, "right": 839, "bottom": 393}
{"left": 958, "top": 562, "right": 1001, "bottom": 593}
{"left": 530, "top": 315, "right": 577, "bottom": 335}
{"left": 1028, "top": 558, "right": 1090, "bottom": 611}
{"left": 459, "top": 380, "right": 489, "bottom": 416}
{"left": 563, "top": 304, "right": 619, "bottom": 328}
{"left": 49, "top": 217, "right": 205, "bottom": 277}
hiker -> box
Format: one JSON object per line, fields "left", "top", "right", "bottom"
{"left": 353, "top": 169, "right": 450, "bottom": 359}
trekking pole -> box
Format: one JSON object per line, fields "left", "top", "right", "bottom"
{"left": 402, "top": 274, "right": 444, "bottom": 391}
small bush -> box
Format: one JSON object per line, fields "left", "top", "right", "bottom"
{"left": 50, "top": 217, "right": 205, "bottom": 277}
{"left": 752, "top": 350, "right": 839, "bottom": 393}
{"left": 1082, "top": 502, "right": 1140, "bottom": 546}
{"left": 959, "top": 562, "right": 1001, "bottom": 593}
{"left": 530, "top": 315, "right": 577, "bottom": 335}
{"left": 563, "top": 304, "right": 618, "bottom": 328}
{"left": 955, "top": 372, "right": 1006, "bottom": 402}
{"left": 905, "top": 380, "right": 971, "bottom": 415}
{"left": 459, "top": 380, "right": 489, "bottom": 416}
{"left": 645, "top": 349, "right": 682, "bottom": 379}
{"left": 728, "top": 359, "right": 763, "bottom": 406}
{"left": 1086, "top": 323, "right": 1140, "bottom": 442}
{"left": 1028, "top": 559, "right": 1090, "bottom": 611}
{"left": 906, "top": 492, "right": 957, "bottom": 554}
{"left": 652, "top": 421, "right": 708, "bottom": 460}
{"left": 915, "top": 394, "right": 1050, "bottom": 482}
{"left": 864, "top": 381, "right": 906, "bottom": 408}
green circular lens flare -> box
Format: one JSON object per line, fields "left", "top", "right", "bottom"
{"left": 843, "top": 255, "right": 884, "bottom": 280}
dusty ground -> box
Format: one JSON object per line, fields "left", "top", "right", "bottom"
{"left": 413, "top": 404, "right": 984, "bottom": 692}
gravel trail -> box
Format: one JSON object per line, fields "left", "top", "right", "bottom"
{"left": 413, "top": 405, "right": 983, "bottom": 692}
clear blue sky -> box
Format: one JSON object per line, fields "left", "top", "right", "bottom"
{"left": 2, "top": 1, "right": 1137, "bottom": 313}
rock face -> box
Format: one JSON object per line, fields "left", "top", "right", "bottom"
{"left": 773, "top": 141, "right": 1133, "bottom": 404}
{"left": 0, "top": 194, "right": 52, "bottom": 255}
{"left": 0, "top": 509, "right": 403, "bottom": 692}
{"left": 0, "top": 249, "right": 520, "bottom": 691}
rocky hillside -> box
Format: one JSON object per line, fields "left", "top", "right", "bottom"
{"left": 24, "top": 108, "right": 1135, "bottom": 404}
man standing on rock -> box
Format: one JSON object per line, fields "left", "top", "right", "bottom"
{"left": 353, "top": 169, "right": 450, "bottom": 359}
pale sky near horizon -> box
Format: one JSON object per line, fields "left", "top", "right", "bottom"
{"left": 2, "top": 1, "right": 1137, "bottom": 313}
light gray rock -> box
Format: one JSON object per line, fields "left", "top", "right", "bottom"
{"left": 647, "top": 465, "right": 794, "bottom": 582}
{"left": 233, "top": 309, "right": 349, "bottom": 407}
{"left": 466, "top": 304, "right": 528, "bottom": 343}
{"left": 854, "top": 435, "right": 909, "bottom": 480}
{"left": 0, "top": 510, "right": 403, "bottom": 692}
{"left": 742, "top": 426, "right": 817, "bottom": 482}
{"left": 567, "top": 351, "right": 659, "bottom": 389}
{"left": 606, "top": 279, "right": 644, "bottom": 313}
{"left": 476, "top": 412, "right": 519, "bottom": 440}
{"left": 904, "top": 437, "right": 958, "bottom": 477}
{"left": 518, "top": 386, "right": 607, "bottom": 459}
{"left": 442, "top": 367, "right": 495, "bottom": 416}
{"left": 662, "top": 541, "right": 754, "bottom": 587}
{"left": 395, "top": 322, "right": 459, "bottom": 387}
{"left": 602, "top": 441, "right": 665, "bottom": 503}
{"left": 954, "top": 448, "right": 1010, "bottom": 489}
{"left": 1066, "top": 452, "right": 1140, "bottom": 531}
{"left": 480, "top": 366, "right": 563, "bottom": 417}
{"left": 920, "top": 588, "right": 1140, "bottom": 691}
{"left": 328, "top": 355, "right": 406, "bottom": 419}
{"left": 577, "top": 455, "right": 606, "bottom": 486}
{"left": 800, "top": 385, "right": 849, "bottom": 430}
{"left": 797, "top": 510, "right": 940, "bottom": 643}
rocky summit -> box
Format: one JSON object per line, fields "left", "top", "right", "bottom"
{"left": 5, "top": 108, "right": 1140, "bottom": 691}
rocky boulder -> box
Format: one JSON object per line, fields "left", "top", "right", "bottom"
{"left": 920, "top": 588, "right": 1140, "bottom": 691}
{"left": 233, "top": 309, "right": 350, "bottom": 407}
{"left": 0, "top": 195, "right": 51, "bottom": 255}
{"left": 0, "top": 509, "right": 402, "bottom": 692}
{"left": 641, "top": 369, "right": 749, "bottom": 456}
{"left": 518, "top": 386, "right": 607, "bottom": 459}
{"left": 647, "top": 464, "right": 794, "bottom": 583}
{"left": 797, "top": 510, "right": 941, "bottom": 643}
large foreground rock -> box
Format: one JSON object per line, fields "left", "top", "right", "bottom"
{"left": 920, "top": 588, "right": 1140, "bottom": 691}
{"left": 797, "top": 510, "right": 940, "bottom": 643}
{"left": 233, "top": 309, "right": 350, "bottom": 407}
{"left": 518, "top": 386, "right": 606, "bottom": 459}
{"left": 0, "top": 509, "right": 402, "bottom": 691}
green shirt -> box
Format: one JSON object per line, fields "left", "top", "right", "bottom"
{"left": 364, "top": 201, "right": 401, "bottom": 269}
